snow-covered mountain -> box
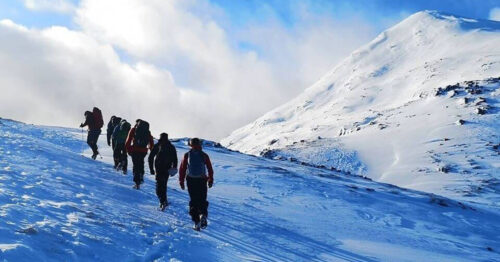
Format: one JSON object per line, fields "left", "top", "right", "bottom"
{"left": 222, "top": 11, "right": 500, "bottom": 205}
{"left": 1, "top": 118, "right": 500, "bottom": 261}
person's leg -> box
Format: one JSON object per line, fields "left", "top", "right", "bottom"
{"left": 187, "top": 177, "right": 201, "bottom": 223}
{"left": 87, "top": 130, "right": 99, "bottom": 156}
{"left": 131, "top": 153, "right": 141, "bottom": 185}
{"left": 86, "top": 131, "right": 92, "bottom": 149}
{"left": 156, "top": 174, "right": 166, "bottom": 205}
{"left": 112, "top": 144, "right": 120, "bottom": 168}
{"left": 165, "top": 175, "right": 169, "bottom": 204}
{"left": 138, "top": 152, "right": 147, "bottom": 183}
{"left": 119, "top": 144, "right": 128, "bottom": 173}
{"left": 201, "top": 178, "right": 209, "bottom": 218}
{"left": 91, "top": 130, "right": 101, "bottom": 153}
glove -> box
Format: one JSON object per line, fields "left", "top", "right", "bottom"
{"left": 180, "top": 181, "right": 185, "bottom": 190}
{"left": 168, "top": 168, "right": 178, "bottom": 177}
{"left": 79, "top": 123, "right": 84, "bottom": 128}
{"left": 208, "top": 178, "right": 213, "bottom": 188}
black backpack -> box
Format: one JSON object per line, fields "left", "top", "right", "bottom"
{"left": 134, "top": 120, "right": 150, "bottom": 147}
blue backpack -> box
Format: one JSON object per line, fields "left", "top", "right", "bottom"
{"left": 187, "top": 150, "right": 206, "bottom": 177}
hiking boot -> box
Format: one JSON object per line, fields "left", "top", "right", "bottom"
{"left": 91, "top": 153, "right": 97, "bottom": 160}
{"left": 193, "top": 222, "right": 201, "bottom": 231}
{"left": 133, "top": 184, "right": 140, "bottom": 190}
{"left": 200, "top": 215, "right": 207, "bottom": 229}
{"left": 123, "top": 170, "right": 127, "bottom": 175}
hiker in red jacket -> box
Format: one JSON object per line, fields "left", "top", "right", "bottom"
{"left": 79, "top": 107, "right": 103, "bottom": 159}
{"left": 179, "top": 138, "right": 214, "bottom": 231}
{"left": 125, "top": 119, "right": 154, "bottom": 189}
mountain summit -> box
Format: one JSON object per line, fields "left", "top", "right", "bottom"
{"left": 222, "top": 11, "right": 500, "bottom": 204}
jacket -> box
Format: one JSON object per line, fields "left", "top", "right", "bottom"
{"left": 81, "top": 113, "right": 99, "bottom": 131}
{"left": 148, "top": 141, "right": 178, "bottom": 174}
{"left": 106, "top": 120, "right": 115, "bottom": 145}
{"left": 125, "top": 127, "right": 154, "bottom": 153}
{"left": 179, "top": 146, "right": 213, "bottom": 184}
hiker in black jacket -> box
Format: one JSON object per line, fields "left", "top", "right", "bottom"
{"left": 106, "top": 116, "right": 116, "bottom": 146}
{"left": 148, "top": 133, "right": 178, "bottom": 210}
{"left": 79, "top": 108, "right": 103, "bottom": 159}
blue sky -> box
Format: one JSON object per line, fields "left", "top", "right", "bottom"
{"left": 1, "top": 0, "right": 499, "bottom": 31}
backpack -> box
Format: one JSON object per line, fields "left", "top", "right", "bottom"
{"left": 187, "top": 150, "right": 206, "bottom": 177}
{"left": 134, "top": 120, "right": 150, "bottom": 147}
{"left": 114, "top": 121, "right": 131, "bottom": 144}
{"left": 92, "top": 107, "right": 104, "bottom": 129}
{"left": 120, "top": 121, "right": 131, "bottom": 132}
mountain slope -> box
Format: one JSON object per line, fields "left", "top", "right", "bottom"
{"left": 1, "top": 119, "right": 500, "bottom": 261}
{"left": 221, "top": 11, "right": 500, "bottom": 205}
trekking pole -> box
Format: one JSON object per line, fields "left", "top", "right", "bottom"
{"left": 81, "top": 127, "right": 84, "bottom": 154}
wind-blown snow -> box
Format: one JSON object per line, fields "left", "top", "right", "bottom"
{"left": 0, "top": 118, "right": 499, "bottom": 261}
{"left": 222, "top": 11, "right": 500, "bottom": 205}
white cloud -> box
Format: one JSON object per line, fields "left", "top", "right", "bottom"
{"left": 490, "top": 7, "right": 500, "bottom": 21}
{"left": 0, "top": 0, "right": 378, "bottom": 140}
{"left": 22, "top": 0, "right": 76, "bottom": 14}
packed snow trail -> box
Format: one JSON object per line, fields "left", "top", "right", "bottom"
{"left": 0, "top": 118, "right": 499, "bottom": 261}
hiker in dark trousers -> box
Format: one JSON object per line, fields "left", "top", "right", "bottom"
{"left": 79, "top": 107, "right": 104, "bottom": 159}
{"left": 112, "top": 119, "right": 131, "bottom": 173}
{"left": 179, "top": 138, "right": 214, "bottom": 231}
{"left": 148, "top": 133, "right": 178, "bottom": 210}
{"left": 106, "top": 116, "right": 116, "bottom": 146}
{"left": 109, "top": 117, "right": 122, "bottom": 152}
{"left": 126, "top": 119, "right": 154, "bottom": 189}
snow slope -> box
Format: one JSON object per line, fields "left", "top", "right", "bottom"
{"left": 221, "top": 11, "right": 500, "bottom": 205}
{"left": 1, "top": 118, "right": 500, "bottom": 261}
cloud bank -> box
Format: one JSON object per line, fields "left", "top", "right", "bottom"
{"left": 490, "top": 7, "right": 500, "bottom": 21}
{"left": 0, "top": 0, "right": 377, "bottom": 140}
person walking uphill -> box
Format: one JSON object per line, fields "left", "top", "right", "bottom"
{"left": 112, "top": 119, "right": 131, "bottom": 173}
{"left": 107, "top": 116, "right": 122, "bottom": 147}
{"left": 126, "top": 119, "right": 154, "bottom": 189}
{"left": 79, "top": 107, "right": 104, "bottom": 160}
{"left": 148, "top": 133, "right": 178, "bottom": 211}
{"left": 179, "top": 138, "right": 214, "bottom": 231}
{"left": 106, "top": 116, "right": 116, "bottom": 147}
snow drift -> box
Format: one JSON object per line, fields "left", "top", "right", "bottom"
{"left": 222, "top": 11, "right": 500, "bottom": 205}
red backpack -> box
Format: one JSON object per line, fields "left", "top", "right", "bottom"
{"left": 92, "top": 107, "right": 104, "bottom": 129}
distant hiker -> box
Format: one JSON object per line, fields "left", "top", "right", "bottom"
{"left": 109, "top": 116, "right": 122, "bottom": 149}
{"left": 179, "top": 138, "right": 214, "bottom": 231}
{"left": 125, "top": 119, "right": 154, "bottom": 189}
{"left": 148, "top": 133, "right": 178, "bottom": 211}
{"left": 79, "top": 107, "right": 104, "bottom": 159}
{"left": 112, "top": 119, "right": 131, "bottom": 173}
{"left": 106, "top": 116, "right": 116, "bottom": 146}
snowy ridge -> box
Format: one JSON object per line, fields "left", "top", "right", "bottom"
{"left": 221, "top": 11, "right": 500, "bottom": 205}
{"left": 1, "top": 118, "right": 500, "bottom": 261}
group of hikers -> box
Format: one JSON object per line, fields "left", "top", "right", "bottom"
{"left": 79, "top": 107, "right": 214, "bottom": 231}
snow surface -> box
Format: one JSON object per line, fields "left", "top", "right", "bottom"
{"left": 222, "top": 11, "right": 500, "bottom": 206}
{"left": 1, "top": 118, "right": 500, "bottom": 261}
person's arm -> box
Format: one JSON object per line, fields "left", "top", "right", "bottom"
{"left": 80, "top": 115, "right": 90, "bottom": 128}
{"left": 125, "top": 128, "right": 135, "bottom": 153}
{"left": 106, "top": 122, "right": 113, "bottom": 145}
{"left": 148, "top": 144, "right": 158, "bottom": 175}
{"left": 172, "top": 145, "right": 178, "bottom": 169}
{"left": 148, "top": 135, "right": 154, "bottom": 151}
{"left": 204, "top": 153, "right": 214, "bottom": 188}
{"left": 179, "top": 153, "right": 188, "bottom": 190}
